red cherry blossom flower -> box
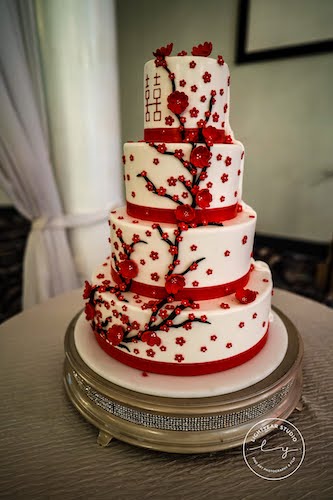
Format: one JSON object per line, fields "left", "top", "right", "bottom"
{"left": 176, "top": 337, "right": 186, "bottom": 346}
{"left": 241, "top": 151, "right": 245, "bottom": 160}
{"left": 212, "top": 112, "right": 219, "bottom": 122}
{"left": 189, "top": 107, "right": 199, "bottom": 118}
{"left": 197, "top": 119, "right": 206, "bottom": 128}
{"left": 210, "top": 335, "right": 217, "bottom": 341}
{"left": 224, "top": 156, "right": 232, "bottom": 167}
{"left": 189, "top": 60, "right": 196, "bottom": 68}
{"left": 181, "top": 192, "right": 189, "bottom": 199}
{"left": 157, "top": 186, "right": 167, "bottom": 196}
{"left": 190, "top": 262, "right": 198, "bottom": 271}
{"left": 168, "top": 72, "right": 175, "bottom": 80}
{"left": 151, "top": 272, "right": 160, "bottom": 282}
{"left": 190, "top": 244, "right": 197, "bottom": 251}
{"left": 150, "top": 251, "right": 159, "bottom": 261}
{"left": 192, "top": 281, "right": 199, "bottom": 287}
{"left": 122, "top": 155, "right": 126, "bottom": 164}
{"left": 200, "top": 95, "right": 207, "bottom": 102}
{"left": 153, "top": 43, "right": 173, "bottom": 58}
{"left": 157, "top": 143, "right": 167, "bottom": 153}
{"left": 107, "top": 326, "right": 124, "bottom": 346}
{"left": 129, "top": 154, "right": 134, "bottom": 161}
{"left": 228, "top": 76, "right": 230, "bottom": 86}
{"left": 167, "top": 91, "right": 189, "bottom": 115}
{"left": 178, "top": 50, "right": 187, "bottom": 56}
{"left": 263, "top": 321, "right": 266, "bottom": 328}
{"left": 84, "top": 302, "right": 95, "bottom": 320}
{"left": 165, "top": 115, "right": 174, "bottom": 126}
{"left": 175, "top": 204, "right": 196, "bottom": 222}
{"left": 206, "top": 269, "right": 213, "bottom": 275}
{"left": 225, "top": 135, "right": 233, "bottom": 144}
{"left": 175, "top": 354, "right": 184, "bottom": 363}
{"left": 200, "top": 346, "right": 207, "bottom": 352}
{"left": 183, "top": 322, "right": 192, "bottom": 330}
{"left": 141, "top": 330, "right": 161, "bottom": 347}
{"left": 153, "top": 158, "right": 159, "bottom": 165}
{"left": 224, "top": 250, "right": 230, "bottom": 257}
{"left": 202, "top": 71, "right": 211, "bottom": 83}
{"left": 118, "top": 259, "right": 139, "bottom": 279}
{"left": 167, "top": 176, "right": 177, "bottom": 187}
{"left": 252, "top": 313, "right": 257, "bottom": 319}
{"left": 132, "top": 234, "right": 140, "bottom": 243}
{"left": 179, "top": 79, "right": 186, "bottom": 87}
{"left": 220, "top": 302, "right": 230, "bottom": 309}
{"left": 191, "top": 85, "right": 198, "bottom": 92}
{"left": 196, "top": 188, "right": 212, "bottom": 208}
{"left": 190, "top": 146, "right": 211, "bottom": 168}
{"left": 235, "top": 288, "right": 257, "bottom": 304}
{"left": 239, "top": 322, "right": 245, "bottom": 328}
{"left": 226, "top": 342, "right": 232, "bottom": 349}
{"left": 202, "top": 126, "right": 220, "bottom": 145}
{"left": 83, "top": 280, "right": 92, "bottom": 299}
{"left": 165, "top": 274, "right": 186, "bottom": 295}
{"left": 242, "top": 235, "right": 248, "bottom": 245}
{"left": 221, "top": 173, "right": 229, "bottom": 183}
{"left": 191, "top": 41, "right": 212, "bottom": 57}
{"left": 169, "top": 244, "right": 180, "bottom": 256}
{"left": 217, "top": 55, "right": 225, "bottom": 65}
{"left": 146, "top": 348, "right": 156, "bottom": 358}
{"left": 174, "top": 148, "right": 184, "bottom": 159}
{"left": 145, "top": 230, "right": 151, "bottom": 237}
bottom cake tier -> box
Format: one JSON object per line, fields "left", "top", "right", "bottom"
{"left": 85, "top": 260, "right": 273, "bottom": 376}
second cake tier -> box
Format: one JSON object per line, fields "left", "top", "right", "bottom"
{"left": 110, "top": 204, "right": 256, "bottom": 300}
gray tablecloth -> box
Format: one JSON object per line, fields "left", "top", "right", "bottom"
{"left": 0, "top": 288, "right": 332, "bottom": 499}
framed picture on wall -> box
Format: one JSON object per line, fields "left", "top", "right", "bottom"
{"left": 236, "top": 0, "right": 333, "bottom": 63}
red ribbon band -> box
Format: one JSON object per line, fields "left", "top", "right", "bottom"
{"left": 94, "top": 328, "right": 269, "bottom": 376}
{"left": 126, "top": 201, "right": 238, "bottom": 224}
{"left": 111, "top": 267, "right": 250, "bottom": 300}
{"left": 144, "top": 127, "right": 227, "bottom": 143}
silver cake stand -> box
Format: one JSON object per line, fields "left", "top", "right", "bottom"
{"left": 63, "top": 306, "right": 303, "bottom": 453}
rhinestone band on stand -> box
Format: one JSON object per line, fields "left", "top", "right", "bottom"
{"left": 63, "top": 307, "right": 303, "bottom": 453}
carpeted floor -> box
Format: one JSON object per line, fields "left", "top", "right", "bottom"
{"left": 0, "top": 207, "right": 331, "bottom": 324}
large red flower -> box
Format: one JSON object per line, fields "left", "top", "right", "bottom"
{"left": 235, "top": 288, "right": 257, "bottom": 304}
{"left": 141, "top": 330, "right": 162, "bottom": 347}
{"left": 202, "top": 126, "right": 220, "bottom": 145}
{"left": 190, "top": 146, "right": 211, "bottom": 168}
{"left": 167, "top": 91, "right": 189, "bottom": 115}
{"left": 83, "top": 280, "right": 92, "bottom": 299}
{"left": 85, "top": 302, "right": 95, "bottom": 321}
{"left": 118, "top": 259, "right": 139, "bottom": 279}
{"left": 108, "top": 324, "right": 124, "bottom": 346}
{"left": 196, "top": 189, "right": 212, "bottom": 208}
{"left": 175, "top": 204, "right": 196, "bottom": 222}
{"left": 191, "top": 42, "right": 213, "bottom": 57}
{"left": 153, "top": 43, "right": 173, "bottom": 58}
{"left": 165, "top": 274, "right": 186, "bottom": 295}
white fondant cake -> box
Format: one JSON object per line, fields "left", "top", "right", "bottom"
{"left": 84, "top": 42, "right": 274, "bottom": 376}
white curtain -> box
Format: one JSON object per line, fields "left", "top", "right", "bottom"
{"left": 0, "top": 0, "right": 79, "bottom": 308}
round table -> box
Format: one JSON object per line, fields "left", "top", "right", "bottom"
{"left": 0, "top": 289, "right": 332, "bottom": 499}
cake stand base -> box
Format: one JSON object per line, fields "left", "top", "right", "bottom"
{"left": 63, "top": 307, "right": 303, "bottom": 453}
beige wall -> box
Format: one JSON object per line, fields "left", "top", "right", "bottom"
{"left": 117, "top": 0, "right": 333, "bottom": 242}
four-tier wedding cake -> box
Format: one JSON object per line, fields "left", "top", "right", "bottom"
{"left": 83, "top": 42, "right": 273, "bottom": 376}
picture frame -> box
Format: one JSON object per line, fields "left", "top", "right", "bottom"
{"left": 236, "top": 0, "right": 333, "bottom": 64}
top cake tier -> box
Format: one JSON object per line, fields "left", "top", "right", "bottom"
{"left": 144, "top": 51, "right": 232, "bottom": 143}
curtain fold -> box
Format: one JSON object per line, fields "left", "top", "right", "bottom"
{"left": 0, "top": 0, "right": 79, "bottom": 308}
